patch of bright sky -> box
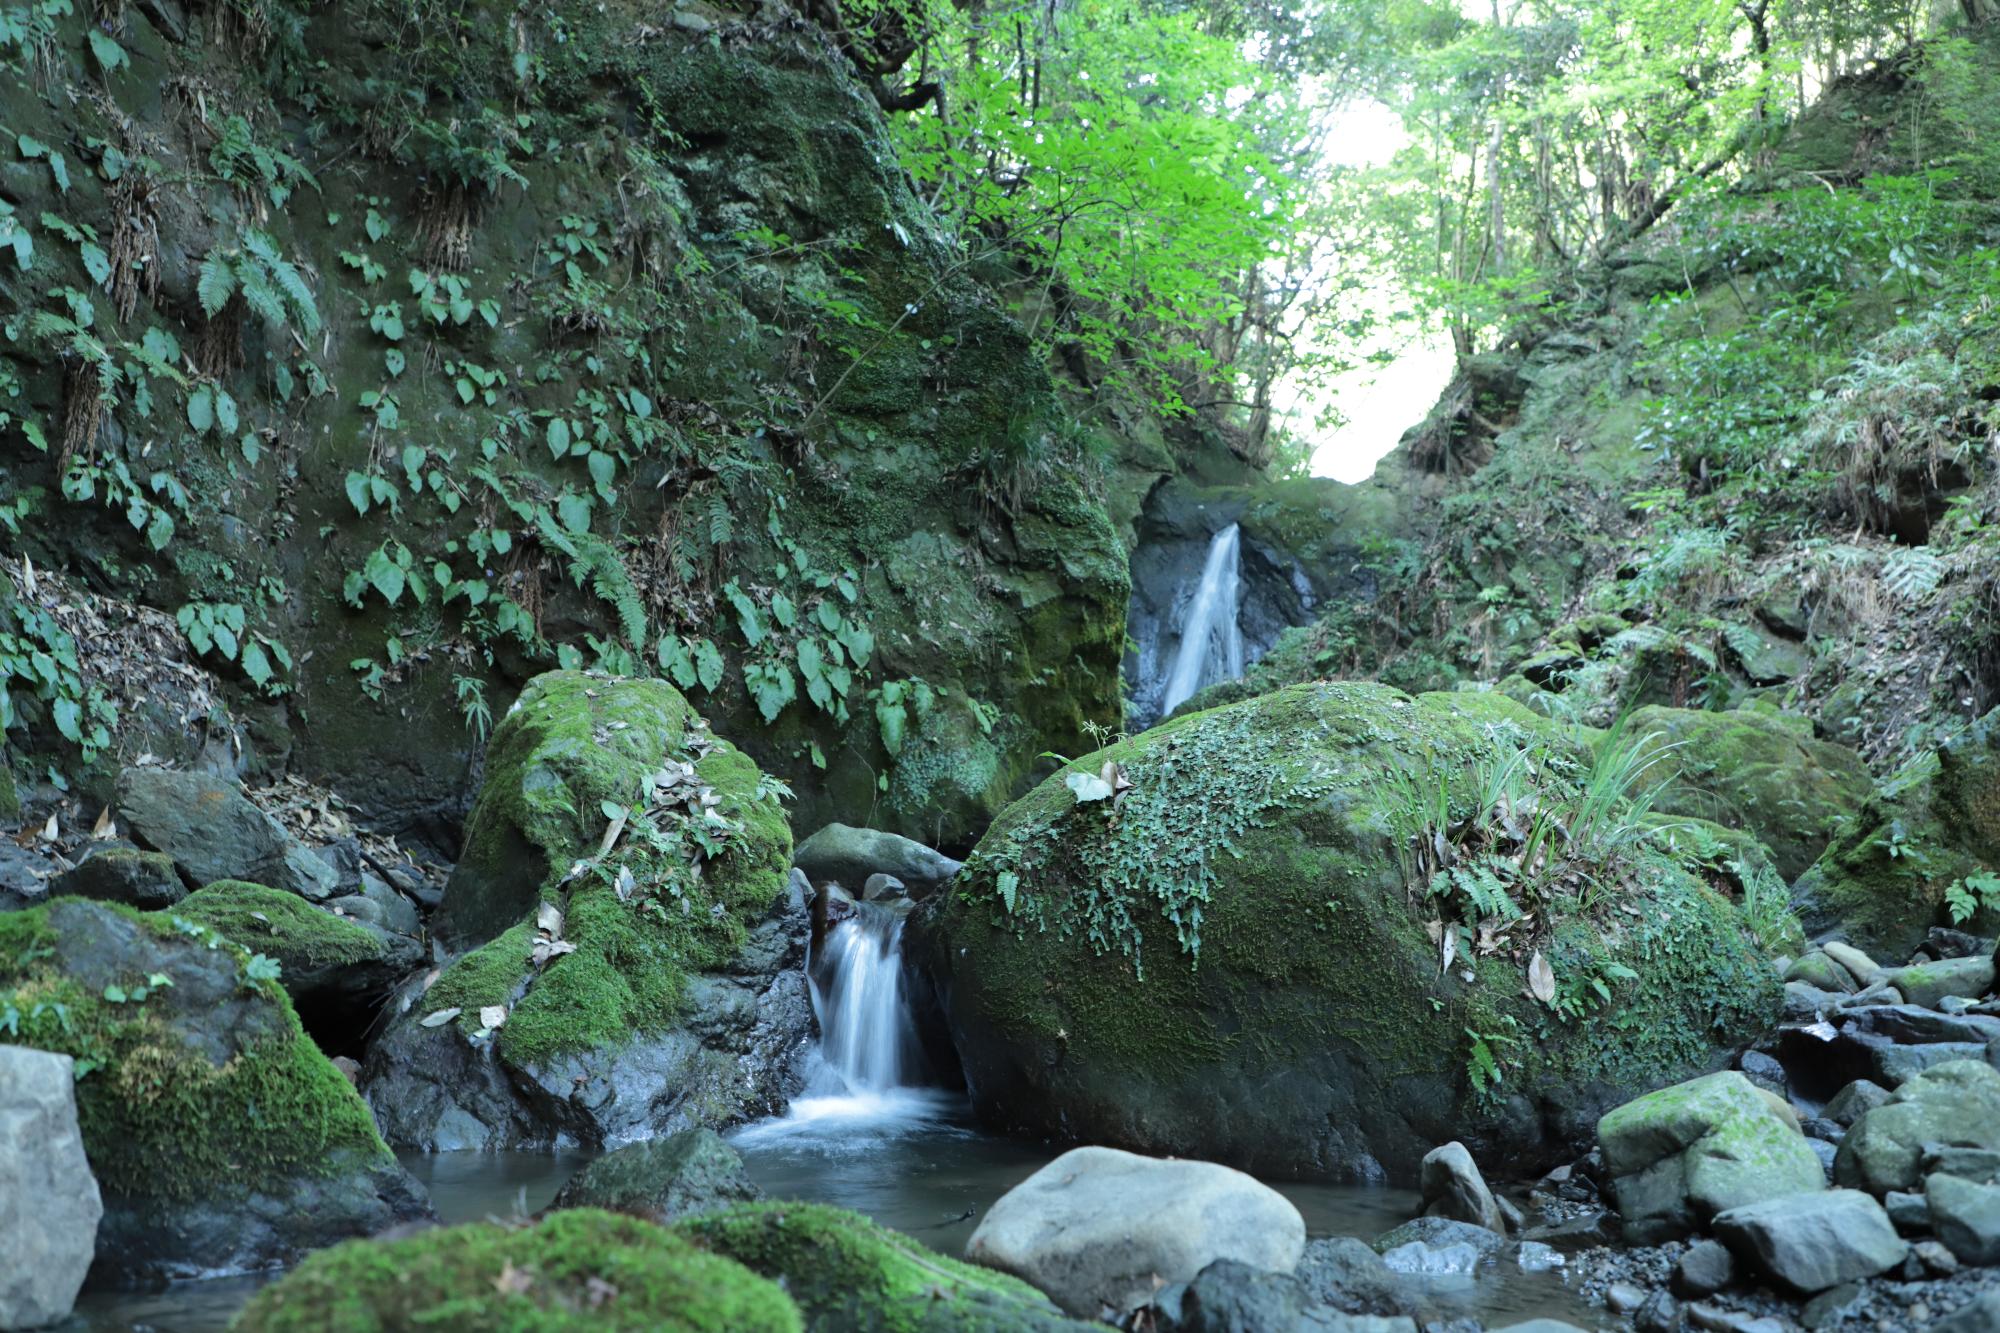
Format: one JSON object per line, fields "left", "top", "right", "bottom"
{"left": 1290, "top": 98, "right": 1456, "bottom": 484}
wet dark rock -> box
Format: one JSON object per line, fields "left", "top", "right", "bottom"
{"left": 1798, "top": 1282, "right": 1863, "bottom": 1330}
{"left": 1824, "top": 1079, "right": 1892, "bottom": 1127}
{"left": 1674, "top": 1239, "right": 1737, "bottom": 1298}
{"left": 546, "top": 1128, "right": 758, "bottom": 1223}
{"left": 1783, "top": 982, "right": 1844, "bottom": 1022}
{"left": 1635, "top": 1289, "right": 1681, "bottom": 1333}
{"left": 1927, "top": 1146, "right": 2000, "bottom": 1182}
{"left": 1842, "top": 1004, "right": 2000, "bottom": 1047}
{"left": 50, "top": 845, "right": 186, "bottom": 909}
{"left": 1836, "top": 1061, "right": 2000, "bottom": 1194}
{"left": 0, "top": 842, "right": 56, "bottom": 912}
{"left": 1876, "top": 1041, "right": 1991, "bottom": 1086}
{"left": 793, "top": 822, "right": 962, "bottom": 897}
{"left": 1371, "top": 1216, "right": 1507, "bottom": 1258}
{"left": 1924, "top": 929, "right": 1994, "bottom": 961}
{"left": 1886, "top": 1190, "right": 1931, "bottom": 1233}
{"left": 364, "top": 891, "right": 814, "bottom": 1151}
{"left": 1294, "top": 1238, "right": 1412, "bottom": 1317}
{"left": 1139, "top": 1258, "right": 1412, "bottom": 1333}
{"left": 1738, "top": 1050, "right": 1787, "bottom": 1096}
{"left": 114, "top": 767, "right": 338, "bottom": 899}
{"left": 1913, "top": 1239, "right": 1961, "bottom": 1274}
{"left": 861, "top": 872, "right": 908, "bottom": 902}
{"left": 1712, "top": 1189, "right": 1908, "bottom": 1294}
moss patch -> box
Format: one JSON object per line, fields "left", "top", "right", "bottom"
{"left": 233, "top": 1208, "right": 801, "bottom": 1332}
{"left": 424, "top": 671, "right": 791, "bottom": 1069}
{"left": 678, "top": 1202, "right": 1092, "bottom": 1333}
{"left": 0, "top": 898, "right": 390, "bottom": 1202}
{"left": 175, "top": 880, "right": 387, "bottom": 969}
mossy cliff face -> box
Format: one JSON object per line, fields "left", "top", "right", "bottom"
{"left": 1793, "top": 703, "right": 2000, "bottom": 959}
{"left": 233, "top": 1208, "right": 802, "bottom": 1333}
{"left": 363, "top": 671, "right": 811, "bottom": 1150}
{"left": 912, "top": 682, "right": 1785, "bottom": 1183}
{"left": 0, "top": 0, "right": 1123, "bottom": 848}
{"left": 1620, "top": 704, "right": 1872, "bottom": 881}
{"left": 0, "top": 897, "right": 430, "bottom": 1284}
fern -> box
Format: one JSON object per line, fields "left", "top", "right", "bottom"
{"left": 194, "top": 231, "right": 320, "bottom": 335}
{"left": 568, "top": 532, "right": 648, "bottom": 648}
{"left": 197, "top": 252, "right": 237, "bottom": 317}
{"left": 1882, "top": 547, "right": 1944, "bottom": 601}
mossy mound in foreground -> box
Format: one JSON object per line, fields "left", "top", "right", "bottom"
{"left": 363, "top": 671, "right": 803, "bottom": 1149}
{"left": 913, "top": 681, "right": 1790, "bottom": 1183}
{"left": 231, "top": 1209, "right": 801, "bottom": 1333}
{"left": 675, "top": 1202, "right": 1099, "bottom": 1332}
{"left": 0, "top": 897, "right": 429, "bottom": 1283}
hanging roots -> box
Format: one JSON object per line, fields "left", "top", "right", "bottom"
{"left": 417, "top": 184, "right": 476, "bottom": 273}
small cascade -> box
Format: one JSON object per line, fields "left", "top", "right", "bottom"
{"left": 811, "top": 902, "right": 918, "bottom": 1094}
{"left": 732, "top": 898, "right": 957, "bottom": 1149}
{"left": 1157, "top": 523, "right": 1246, "bottom": 718}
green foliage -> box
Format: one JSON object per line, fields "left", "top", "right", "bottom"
{"left": 196, "top": 229, "right": 321, "bottom": 336}
{"left": 177, "top": 601, "right": 293, "bottom": 694}
{"left": 1945, "top": 870, "right": 2000, "bottom": 925}
{"left": 971, "top": 704, "right": 1336, "bottom": 973}
{"left": 0, "top": 582, "right": 116, "bottom": 759}
{"left": 207, "top": 114, "right": 318, "bottom": 209}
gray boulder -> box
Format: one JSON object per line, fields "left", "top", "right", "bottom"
{"left": 1419, "top": 1141, "right": 1506, "bottom": 1233}
{"left": 1673, "top": 1239, "right": 1737, "bottom": 1297}
{"left": 114, "top": 767, "right": 337, "bottom": 900}
{"left": 793, "top": 822, "right": 962, "bottom": 897}
{"left": 1823, "top": 1080, "right": 1892, "bottom": 1127}
{"left": 1597, "top": 1071, "right": 1825, "bottom": 1243}
{"left": 1712, "top": 1189, "right": 1907, "bottom": 1293}
{"left": 0, "top": 1046, "right": 100, "bottom": 1329}
{"left": 1883, "top": 956, "right": 1996, "bottom": 1009}
{"left": 965, "top": 1146, "right": 1306, "bottom": 1317}
{"left": 1927, "top": 1173, "right": 2000, "bottom": 1265}
{"left": 50, "top": 846, "right": 186, "bottom": 909}
{"left": 1835, "top": 1061, "right": 2000, "bottom": 1194}
{"left": 546, "top": 1128, "right": 758, "bottom": 1222}
{"left": 0, "top": 842, "right": 57, "bottom": 913}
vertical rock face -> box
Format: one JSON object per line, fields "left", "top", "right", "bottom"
{"left": 0, "top": 1045, "right": 101, "bottom": 1329}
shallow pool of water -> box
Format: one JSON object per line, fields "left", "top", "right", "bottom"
{"left": 63, "top": 1105, "right": 1600, "bottom": 1330}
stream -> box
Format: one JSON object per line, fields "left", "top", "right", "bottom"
{"left": 63, "top": 862, "right": 1601, "bottom": 1331}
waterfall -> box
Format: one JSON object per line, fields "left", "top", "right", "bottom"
{"left": 731, "top": 899, "right": 953, "bottom": 1148}
{"left": 811, "top": 903, "right": 917, "bottom": 1093}
{"left": 1158, "top": 523, "right": 1246, "bottom": 718}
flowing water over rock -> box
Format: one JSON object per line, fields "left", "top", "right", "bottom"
{"left": 1157, "top": 522, "right": 1248, "bottom": 720}
{"left": 733, "top": 899, "right": 963, "bottom": 1149}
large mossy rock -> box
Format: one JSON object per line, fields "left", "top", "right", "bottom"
{"left": 0, "top": 898, "right": 430, "bottom": 1284}
{"left": 363, "top": 672, "right": 809, "bottom": 1149}
{"left": 173, "top": 880, "right": 420, "bottom": 1038}
{"left": 1596, "top": 1071, "right": 1826, "bottom": 1243}
{"left": 233, "top": 1208, "right": 802, "bottom": 1333}
{"left": 913, "top": 682, "right": 1787, "bottom": 1183}
{"left": 1834, "top": 1060, "right": 2000, "bottom": 1195}
{"left": 1794, "top": 704, "right": 2000, "bottom": 959}
{"left": 677, "top": 1201, "right": 1100, "bottom": 1332}
{"left": 1623, "top": 705, "right": 1871, "bottom": 880}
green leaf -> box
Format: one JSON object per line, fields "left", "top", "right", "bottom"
{"left": 214, "top": 388, "right": 238, "bottom": 435}
{"left": 770, "top": 591, "right": 796, "bottom": 630}
{"left": 344, "top": 470, "right": 370, "bottom": 515}
{"left": 556, "top": 492, "right": 591, "bottom": 533}
{"left": 586, "top": 450, "right": 616, "bottom": 493}
{"left": 364, "top": 547, "right": 406, "bottom": 605}
{"left": 52, "top": 697, "right": 82, "bottom": 743}
{"left": 693, "top": 639, "right": 724, "bottom": 692}
{"left": 87, "top": 29, "right": 127, "bottom": 71}
{"left": 546, "top": 417, "right": 571, "bottom": 459}
{"left": 240, "top": 639, "right": 273, "bottom": 687}
{"left": 187, "top": 386, "right": 214, "bottom": 434}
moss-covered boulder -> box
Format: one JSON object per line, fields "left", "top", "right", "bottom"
{"left": 913, "top": 682, "right": 1788, "bottom": 1183}
{"left": 676, "top": 1202, "right": 1100, "bottom": 1332}
{"left": 0, "top": 897, "right": 431, "bottom": 1284}
{"left": 232, "top": 1208, "right": 801, "bottom": 1333}
{"left": 173, "top": 880, "right": 420, "bottom": 1040}
{"left": 546, "top": 1129, "right": 759, "bottom": 1224}
{"left": 363, "top": 672, "right": 810, "bottom": 1149}
{"left": 1623, "top": 705, "right": 1871, "bottom": 880}
{"left": 1794, "top": 705, "right": 2000, "bottom": 959}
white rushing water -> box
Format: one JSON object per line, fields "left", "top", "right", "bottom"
{"left": 732, "top": 902, "right": 958, "bottom": 1152}
{"left": 1158, "top": 522, "right": 1246, "bottom": 718}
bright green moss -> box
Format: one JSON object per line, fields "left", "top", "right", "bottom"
{"left": 678, "top": 1202, "right": 1092, "bottom": 1333}
{"left": 175, "top": 880, "right": 386, "bottom": 968}
{"left": 232, "top": 1208, "right": 801, "bottom": 1332}
{"left": 426, "top": 672, "right": 792, "bottom": 1069}
{"left": 0, "top": 898, "right": 391, "bottom": 1202}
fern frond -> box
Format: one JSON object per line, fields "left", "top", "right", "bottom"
{"left": 196, "top": 252, "right": 238, "bottom": 318}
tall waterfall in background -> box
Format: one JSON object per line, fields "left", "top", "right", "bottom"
{"left": 1158, "top": 523, "right": 1246, "bottom": 718}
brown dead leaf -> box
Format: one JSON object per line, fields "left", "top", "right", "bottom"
{"left": 1528, "top": 950, "right": 1556, "bottom": 1005}
{"left": 493, "top": 1262, "right": 534, "bottom": 1296}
